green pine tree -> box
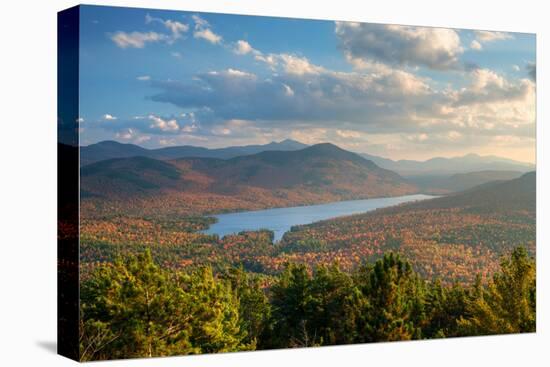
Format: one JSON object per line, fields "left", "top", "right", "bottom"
{"left": 355, "top": 253, "right": 426, "bottom": 342}
{"left": 80, "top": 250, "right": 249, "bottom": 360}
{"left": 458, "top": 247, "right": 536, "bottom": 335}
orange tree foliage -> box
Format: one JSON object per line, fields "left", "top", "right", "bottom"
{"left": 80, "top": 207, "right": 534, "bottom": 286}
{"left": 278, "top": 207, "right": 534, "bottom": 284}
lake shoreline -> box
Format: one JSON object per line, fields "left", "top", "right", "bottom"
{"left": 202, "top": 194, "right": 437, "bottom": 242}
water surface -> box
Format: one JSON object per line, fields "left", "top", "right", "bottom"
{"left": 203, "top": 194, "right": 436, "bottom": 242}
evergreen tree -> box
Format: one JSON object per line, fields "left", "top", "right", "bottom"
{"left": 307, "top": 264, "right": 365, "bottom": 345}
{"left": 458, "top": 247, "right": 536, "bottom": 335}
{"left": 424, "top": 281, "right": 469, "bottom": 338}
{"left": 220, "top": 266, "right": 271, "bottom": 347}
{"left": 80, "top": 250, "right": 194, "bottom": 359}
{"left": 269, "top": 263, "right": 315, "bottom": 348}
{"left": 79, "top": 246, "right": 537, "bottom": 359}
{"left": 80, "top": 250, "right": 248, "bottom": 360}
{"left": 269, "top": 263, "right": 365, "bottom": 348}
{"left": 355, "top": 253, "right": 426, "bottom": 342}
{"left": 181, "top": 267, "right": 250, "bottom": 353}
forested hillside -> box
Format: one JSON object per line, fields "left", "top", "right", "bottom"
{"left": 280, "top": 172, "right": 535, "bottom": 283}
{"left": 408, "top": 170, "right": 524, "bottom": 194}
{"left": 80, "top": 143, "right": 417, "bottom": 217}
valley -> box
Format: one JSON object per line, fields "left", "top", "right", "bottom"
{"left": 79, "top": 141, "right": 536, "bottom": 286}
{"left": 76, "top": 140, "right": 536, "bottom": 360}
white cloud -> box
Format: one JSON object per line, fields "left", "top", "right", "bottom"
{"left": 116, "top": 24, "right": 532, "bottom": 161}
{"left": 99, "top": 113, "right": 201, "bottom": 137}
{"left": 252, "top": 52, "right": 324, "bottom": 75}
{"left": 452, "top": 68, "right": 534, "bottom": 107}
{"left": 135, "top": 135, "right": 151, "bottom": 144}
{"left": 254, "top": 54, "right": 278, "bottom": 68}
{"left": 436, "top": 68, "right": 536, "bottom": 141}
{"left": 282, "top": 84, "right": 294, "bottom": 97}
{"left": 194, "top": 28, "right": 222, "bottom": 44}
{"left": 226, "top": 68, "right": 256, "bottom": 78}
{"left": 447, "top": 130, "right": 462, "bottom": 141}
{"left": 147, "top": 60, "right": 534, "bottom": 156}
{"left": 191, "top": 15, "right": 209, "bottom": 28}
{"left": 145, "top": 14, "right": 189, "bottom": 43}
{"left": 407, "top": 133, "right": 429, "bottom": 142}
{"left": 211, "top": 126, "right": 232, "bottom": 136}
{"left": 148, "top": 114, "right": 179, "bottom": 132}
{"left": 191, "top": 14, "right": 222, "bottom": 44}
{"left": 111, "top": 15, "right": 189, "bottom": 49}
{"left": 102, "top": 114, "right": 117, "bottom": 120}
{"left": 111, "top": 31, "right": 167, "bottom": 49}
{"left": 470, "top": 40, "right": 482, "bottom": 50}
{"left": 116, "top": 128, "right": 134, "bottom": 140}
{"left": 171, "top": 51, "right": 182, "bottom": 59}
{"left": 158, "top": 138, "right": 175, "bottom": 146}
{"left": 492, "top": 135, "right": 523, "bottom": 144}
{"left": 279, "top": 54, "right": 324, "bottom": 75}
{"left": 474, "top": 30, "right": 514, "bottom": 43}
{"left": 234, "top": 40, "right": 256, "bottom": 55}
{"left": 468, "top": 31, "right": 514, "bottom": 54}
{"left": 149, "top": 62, "right": 434, "bottom": 128}
{"left": 336, "top": 129, "right": 362, "bottom": 139}
{"left": 289, "top": 128, "right": 329, "bottom": 144}
{"left": 181, "top": 124, "right": 198, "bottom": 133}
{"left": 137, "top": 75, "right": 151, "bottom": 81}
{"left": 335, "top": 22, "right": 463, "bottom": 70}
{"left": 103, "top": 13, "right": 532, "bottom": 161}
{"left": 164, "top": 20, "right": 189, "bottom": 36}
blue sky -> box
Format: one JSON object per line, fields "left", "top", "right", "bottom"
{"left": 78, "top": 5, "right": 536, "bottom": 162}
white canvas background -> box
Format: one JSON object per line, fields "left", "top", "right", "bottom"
{"left": 0, "top": 0, "right": 547, "bottom": 365}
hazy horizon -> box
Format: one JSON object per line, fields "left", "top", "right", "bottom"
{"left": 83, "top": 138, "right": 535, "bottom": 165}
{"left": 78, "top": 6, "right": 536, "bottom": 163}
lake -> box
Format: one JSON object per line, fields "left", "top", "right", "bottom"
{"left": 203, "top": 194, "right": 436, "bottom": 242}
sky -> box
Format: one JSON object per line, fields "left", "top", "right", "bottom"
{"left": 78, "top": 5, "right": 536, "bottom": 163}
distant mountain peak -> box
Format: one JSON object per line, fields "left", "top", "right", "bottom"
{"left": 280, "top": 138, "right": 303, "bottom": 144}
{"left": 310, "top": 142, "right": 349, "bottom": 150}
{"left": 96, "top": 140, "right": 128, "bottom": 146}
{"left": 308, "top": 142, "right": 338, "bottom": 149}
{"left": 463, "top": 153, "right": 481, "bottom": 158}
{"left": 268, "top": 138, "right": 308, "bottom": 149}
{"left": 299, "top": 143, "right": 380, "bottom": 168}
{"left": 303, "top": 142, "right": 353, "bottom": 156}
{"left": 81, "top": 139, "right": 309, "bottom": 165}
{"left": 359, "top": 150, "right": 535, "bottom": 176}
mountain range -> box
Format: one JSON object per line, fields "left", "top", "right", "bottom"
{"left": 81, "top": 139, "right": 535, "bottom": 177}
{"left": 407, "top": 170, "right": 525, "bottom": 194}
{"left": 359, "top": 152, "right": 535, "bottom": 176}
{"left": 80, "top": 139, "right": 308, "bottom": 166}
{"left": 81, "top": 143, "right": 417, "bottom": 210}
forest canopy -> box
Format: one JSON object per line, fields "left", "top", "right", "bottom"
{"left": 79, "top": 247, "right": 535, "bottom": 361}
